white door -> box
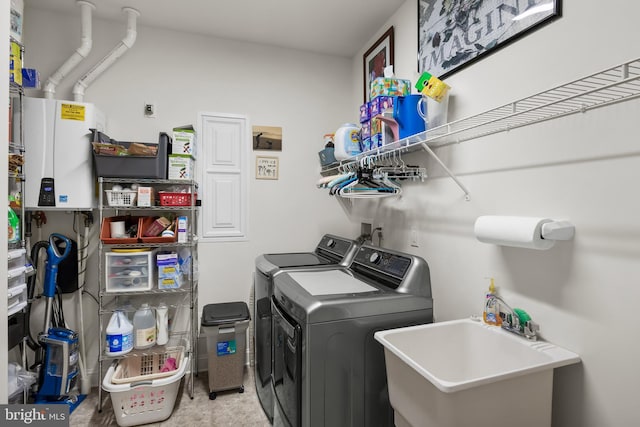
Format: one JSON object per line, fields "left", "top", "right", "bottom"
{"left": 198, "top": 113, "right": 249, "bottom": 241}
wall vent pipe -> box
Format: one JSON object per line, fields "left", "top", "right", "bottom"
{"left": 73, "top": 7, "right": 140, "bottom": 102}
{"left": 43, "top": 1, "right": 95, "bottom": 100}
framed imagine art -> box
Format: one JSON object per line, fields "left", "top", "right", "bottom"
{"left": 363, "top": 27, "right": 394, "bottom": 102}
{"left": 418, "top": 0, "right": 561, "bottom": 78}
{"left": 256, "top": 156, "right": 279, "bottom": 180}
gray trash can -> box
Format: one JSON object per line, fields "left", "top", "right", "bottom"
{"left": 200, "top": 301, "right": 251, "bottom": 400}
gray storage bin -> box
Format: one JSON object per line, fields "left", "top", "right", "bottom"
{"left": 200, "top": 302, "right": 250, "bottom": 400}
{"left": 92, "top": 131, "right": 170, "bottom": 179}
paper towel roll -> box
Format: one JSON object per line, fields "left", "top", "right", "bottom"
{"left": 474, "top": 216, "right": 556, "bottom": 250}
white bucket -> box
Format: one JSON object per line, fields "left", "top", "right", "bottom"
{"left": 418, "top": 92, "right": 450, "bottom": 135}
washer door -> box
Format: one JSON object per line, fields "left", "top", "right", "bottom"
{"left": 272, "top": 298, "right": 302, "bottom": 427}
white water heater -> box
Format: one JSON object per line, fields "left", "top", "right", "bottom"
{"left": 23, "top": 97, "right": 106, "bottom": 210}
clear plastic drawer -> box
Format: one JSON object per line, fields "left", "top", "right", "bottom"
{"left": 105, "top": 250, "right": 155, "bottom": 293}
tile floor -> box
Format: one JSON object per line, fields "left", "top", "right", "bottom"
{"left": 69, "top": 367, "right": 271, "bottom": 426}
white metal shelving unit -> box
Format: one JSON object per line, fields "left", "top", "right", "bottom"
{"left": 96, "top": 177, "right": 199, "bottom": 413}
{"left": 322, "top": 57, "right": 640, "bottom": 199}
{"left": 7, "top": 37, "right": 30, "bottom": 404}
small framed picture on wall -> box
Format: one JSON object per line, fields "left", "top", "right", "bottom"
{"left": 256, "top": 156, "right": 279, "bottom": 180}
{"left": 363, "top": 27, "right": 394, "bottom": 102}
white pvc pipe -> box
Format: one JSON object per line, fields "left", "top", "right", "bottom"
{"left": 43, "top": 1, "right": 95, "bottom": 100}
{"left": 73, "top": 7, "right": 139, "bottom": 102}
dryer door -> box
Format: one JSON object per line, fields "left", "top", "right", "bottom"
{"left": 272, "top": 298, "right": 302, "bottom": 427}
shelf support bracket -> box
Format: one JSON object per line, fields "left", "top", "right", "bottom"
{"left": 420, "top": 142, "right": 471, "bottom": 201}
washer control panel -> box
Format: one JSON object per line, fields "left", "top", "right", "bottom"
{"left": 354, "top": 246, "right": 411, "bottom": 280}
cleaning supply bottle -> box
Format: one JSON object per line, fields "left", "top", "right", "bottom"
{"left": 105, "top": 310, "right": 134, "bottom": 356}
{"left": 156, "top": 302, "right": 169, "bottom": 346}
{"left": 133, "top": 303, "right": 157, "bottom": 349}
{"left": 8, "top": 205, "right": 20, "bottom": 244}
{"left": 483, "top": 278, "right": 502, "bottom": 326}
{"left": 333, "top": 123, "right": 362, "bottom": 160}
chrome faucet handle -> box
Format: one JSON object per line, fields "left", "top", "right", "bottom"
{"left": 502, "top": 310, "right": 519, "bottom": 329}
{"left": 523, "top": 321, "right": 540, "bottom": 340}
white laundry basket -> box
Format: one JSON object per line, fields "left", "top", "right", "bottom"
{"left": 102, "top": 350, "right": 189, "bottom": 427}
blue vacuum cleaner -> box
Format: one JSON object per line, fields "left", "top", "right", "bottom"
{"left": 34, "top": 233, "right": 85, "bottom": 412}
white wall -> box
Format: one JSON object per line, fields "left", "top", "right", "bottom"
{"left": 352, "top": 1, "right": 640, "bottom": 426}
{"left": 22, "top": 7, "right": 359, "bottom": 383}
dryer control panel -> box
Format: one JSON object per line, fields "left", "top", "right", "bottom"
{"left": 315, "top": 234, "right": 357, "bottom": 263}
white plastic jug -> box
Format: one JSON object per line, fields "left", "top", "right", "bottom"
{"left": 105, "top": 310, "right": 134, "bottom": 356}
{"left": 133, "top": 303, "right": 156, "bottom": 349}
{"left": 156, "top": 303, "right": 169, "bottom": 346}
{"left": 333, "top": 123, "right": 362, "bottom": 161}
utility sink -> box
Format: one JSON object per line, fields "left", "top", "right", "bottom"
{"left": 374, "top": 318, "right": 580, "bottom": 427}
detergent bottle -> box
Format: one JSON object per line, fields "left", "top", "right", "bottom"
{"left": 105, "top": 310, "right": 134, "bottom": 356}
{"left": 8, "top": 205, "right": 20, "bottom": 244}
{"left": 333, "top": 123, "right": 361, "bottom": 160}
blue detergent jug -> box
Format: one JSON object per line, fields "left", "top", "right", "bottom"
{"left": 392, "top": 94, "right": 426, "bottom": 139}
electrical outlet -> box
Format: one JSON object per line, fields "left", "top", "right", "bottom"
{"left": 410, "top": 226, "right": 419, "bottom": 247}
{"left": 144, "top": 102, "right": 156, "bottom": 118}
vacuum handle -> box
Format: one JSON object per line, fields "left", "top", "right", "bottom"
{"left": 48, "top": 233, "right": 72, "bottom": 261}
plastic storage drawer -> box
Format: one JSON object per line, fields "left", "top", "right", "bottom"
{"left": 105, "top": 251, "right": 155, "bottom": 293}
{"left": 7, "top": 248, "right": 26, "bottom": 270}
{"left": 8, "top": 266, "right": 26, "bottom": 291}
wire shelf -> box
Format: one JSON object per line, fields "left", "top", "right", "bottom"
{"left": 322, "top": 57, "right": 640, "bottom": 176}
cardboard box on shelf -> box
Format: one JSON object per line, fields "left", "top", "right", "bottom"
{"left": 157, "top": 252, "right": 182, "bottom": 289}
{"left": 143, "top": 216, "right": 171, "bottom": 237}
{"left": 136, "top": 186, "right": 154, "bottom": 207}
{"left": 168, "top": 155, "right": 194, "bottom": 180}
{"left": 172, "top": 125, "right": 196, "bottom": 158}
{"left": 370, "top": 77, "right": 410, "bottom": 99}
{"left": 177, "top": 216, "right": 188, "bottom": 243}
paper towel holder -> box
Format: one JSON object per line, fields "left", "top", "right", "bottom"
{"left": 473, "top": 215, "right": 575, "bottom": 250}
{"left": 540, "top": 220, "right": 575, "bottom": 241}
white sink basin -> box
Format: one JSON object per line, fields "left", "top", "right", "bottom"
{"left": 374, "top": 318, "right": 580, "bottom": 427}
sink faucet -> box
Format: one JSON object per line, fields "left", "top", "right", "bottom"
{"left": 493, "top": 295, "right": 540, "bottom": 341}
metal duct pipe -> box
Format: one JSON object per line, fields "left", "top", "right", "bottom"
{"left": 43, "top": 1, "right": 95, "bottom": 100}
{"left": 73, "top": 7, "right": 140, "bottom": 102}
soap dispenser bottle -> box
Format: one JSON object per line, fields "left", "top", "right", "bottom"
{"left": 483, "top": 278, "right": 502, "bottom": 326}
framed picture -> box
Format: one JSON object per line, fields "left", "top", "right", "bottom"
{"left": 418, "top": 0, "right": 561, "bottom": 79}
{"left": 363, "top": 27, "right": 394, "bottom": 102}
{"left": 256, "top": 156, "right": 279, "bottom": 180}
{"left": 252, "top": 125, "right": 282, "bottom": 151}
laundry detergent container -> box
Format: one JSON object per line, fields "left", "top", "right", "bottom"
{"left": 200, "top": 301, "right": 251, "bottom": 400}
